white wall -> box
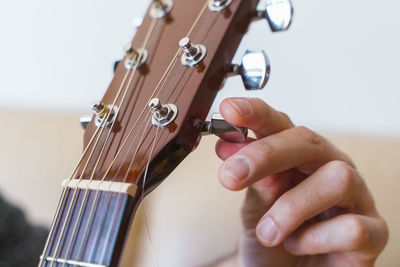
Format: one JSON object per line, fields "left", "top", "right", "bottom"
{"left": 0, "top": 0, "right": 399, "bottom": 136}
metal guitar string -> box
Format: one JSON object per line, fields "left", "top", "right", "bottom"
{"left": 91, "top": 55, "right": 180, "bottom": 264}
{"left": 41, "top": 61, "right": 133, "bottom": 267}
{"left": 43, "top": 1, "right": 209, "bottom": 265}
{"left": 48, "top": 43, "right": 146, "bottom": 266}
{"left": 78, "top": 2, "right": 209, "bottom": 265}
{"left": 75, "top": 2, "right": 210, "bottom": 265}
{"left": 94, "top": 113, "right": 154, "bottom": 261}
{"left": 38, "top": 124, "right": 104, "bottom": 267}
{"left": 53, "top": 18, "right": 159, "bottom": 265}
{"left": 92, "top": 0, "right": 209, "bottom": 197}
{"left": 90, "top": 57, "right": 178, "bottom": 261}
{"left": 139, "top": 126, "right": 161, "bottom": 267}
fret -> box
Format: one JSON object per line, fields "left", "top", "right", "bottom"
{"left": 40, "top": 256, "right": 107, "bottom": 267}
{"left": 61, "top": 179, "right": 138, "bottom": 197}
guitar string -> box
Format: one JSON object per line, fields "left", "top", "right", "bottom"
{"left": 40, "top": 0, "right": 211, "bottom": 265}
{"left": 48, "top": 62, "right": 137, "bottom": 267}
{"left": 40, "top": 56, "right": 134, "bottom": 267}
{"left": 54, "top": 18, "right": 159, "bottom": 265}
{"left": 59, "top": 44, "right": 146, "bottom": 266}
{"left": 90, "top": 1, "right": 211, "bottom": 264}
{"left": 49, "top": 1, "right": 208, "bottom": 265}
{"left": 86, "top": 53, "right": 179, "bottom": 263}
{"left": 38, "top": 123, "right": 104, "bottom": 267}
{"left": 71, "top": 18, "right": 159, "bottom": 263}
{"left": 91, "top": 113, "right": 154, "bottom": 262}
{"left": 91, "top": 0, "right": 208, "bottom": 194}
{"left": 73, "top": 51, "right": 180, "bottom": 265}
{"left": 90, "top": 56, "right": 177, "bottom": 260}
{"left": 139, "top": 126, "right": 161, "bottom": 267}
{"left": 105, "top": 5, "right": 219, "bottom": 264}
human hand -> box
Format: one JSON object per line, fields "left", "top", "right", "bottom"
{"left": 215, "top": 97, "right": 388, "bottom": 267}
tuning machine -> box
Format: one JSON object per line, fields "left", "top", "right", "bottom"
{"left": 228, "top": 49, "right": 271, "bottom": 90}
{"left": 202, "top": 114, "right": 248, "bottom": 143}
{"left": 80, "top": 116, "right": 91, "bottom": 130}
{"left": 256, "top": 0, "right": 294, "bottom": 32}
{"left": 150, "top": 0, "right": 173, "bottom": 19}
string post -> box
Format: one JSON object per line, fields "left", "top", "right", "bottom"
{"left": 150, "top": 0, "right": 173, "bottom": 19}
{"left": 179, "top": 37, "right": 207, "bottom": 67}
{"left": 123, "top": 44, "right": 148, "bottom": 70}
{"left": 92, "top": 103, "right": 109, "bottom": 117}
{"left": 149, "top": 98, "right": 178, "bottom": 128}
{"left": 92, "top": 103, "right": 118, "bottom": 128}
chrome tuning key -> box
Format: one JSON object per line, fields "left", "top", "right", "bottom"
{"left": 149, "top": 98, "right": 178, "bottom": 128}
{"left": 257, "top": 0, "right": 293, "bottom": 32}
{"left": 150, "top": 0, "right": 173, "bottom": 19}
{"left": 228, "top": 50, "right": 271, "bottom": 90}
{"left": 202, "top": 114, "right": 248, "bottom": 143}
{"left": 179, "top": 37, "right": 207, "bottom": 67}
{"left": 80, "top": 116, "right": 91, "bottom": 130}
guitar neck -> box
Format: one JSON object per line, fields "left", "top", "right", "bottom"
{"left": 39, "top": 0, "right": 265, "bottom": 265}
{"left": 40, "top": 182, "right": 142, "bottom": 267}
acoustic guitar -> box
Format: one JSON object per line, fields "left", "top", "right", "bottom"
{"left": 38, "top": 0, "right": 293, "bottom": 266}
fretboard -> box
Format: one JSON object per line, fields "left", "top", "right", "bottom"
{"left": 40, "top": 183, "right": 141, "bottom": 267}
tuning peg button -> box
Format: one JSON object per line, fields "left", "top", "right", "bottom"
{"left": 202, "top": 114, "right": 248, "bottom": 143}
{"left": 80, "top": 116, "right": 91, "bottom": 129}
{"left": 228, "top": 50, "right": 271, "bottom": 90}
{"left": 113, "top": 60, "right": 121, "bottom": 73}
{"left": 257, "top": 0, "right": 294, "bottom": 32}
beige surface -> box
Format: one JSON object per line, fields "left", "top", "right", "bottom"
{"left": 0, "top": 109, "right": 399, "bottom": 266}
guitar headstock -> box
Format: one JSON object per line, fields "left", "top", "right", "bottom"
{"left": 79, "top": 0, "right": 294, "bottom": 196}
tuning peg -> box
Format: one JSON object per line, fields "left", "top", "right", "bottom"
{"left": 256, "top": 0, "right": 293, "bottom": 32}
{"left": 131, "top": 17, "right": 143, "bottom": 29}
{"left": 80, "top": 116, "right": 91, "bottom": 129}
{"left": 228, "top": 49, "right": 271, "bottom": 90}
{"left": 113, "top": 60, "right": 121, "bottom": 73}
{"left": 202, "top": 113, "right": 248, "bottom": 143}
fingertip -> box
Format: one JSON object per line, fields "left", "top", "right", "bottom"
{"left": 256, "top": 216, "right": 280, "bottom": 247}
{"left": 215, "top": 139, "right": 226, "bottom": 160}
{"left": 220, "top": 97, "right": 253, "bottom": 124}
{"left": 217, "top": 165, "right": 244, "bottom": 191}
{"left": 218, "top": 160, "right": 247, "bottom": 191}
{"left": 283, "top": 237, "right": 302, "bottom": 255}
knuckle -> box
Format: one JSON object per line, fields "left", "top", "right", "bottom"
{"left": 293, "top": 126, "right": 323, "bottom": 146}
{"left": 277, "top": 194, "right": 301, "bottom": 219}
{"left": 279, "top": 112, "right": 293, "bottom": 127}
{"left": 307, "top": 227, "right": 325, "bottom": 251}
{"left": 326, "top": 160, "right": 358, "bottom": 196}
{"left": 347, "top": 216, "right": 369, "bottom": 250}
{"left": 377, "top": 217, "right": 389, "bottom": 249}
{"left": 256, "top": 138, "right": 275, "bottom": 159}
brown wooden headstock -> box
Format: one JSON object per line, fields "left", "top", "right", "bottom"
{"left": 80, "top": 0, "right": 260, "bottom": 195}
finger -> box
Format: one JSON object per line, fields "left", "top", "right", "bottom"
{"left": 241, "top": 171, "right": 295, "bottom": 230}
{"left": 218, "top": 126, "right": 353, "bottom": 191}
{"left": 215, "top": 138, "right": 255, "bottom": 161}
{"left": 283, "top": 214, "right": 389, "bottom": 256}
{"left": 219, "top": 97, "right": 294, "bottom": 138}
{"left": 255, "top": 161, "right": 375, "bottom": 247}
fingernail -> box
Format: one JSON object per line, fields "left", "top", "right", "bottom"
{"left": 222, "top": 156, "right": 251, "bottom": 182}
{"left": 257, "top": 217, "right": 278, "bottom": 245}
{"left": 228, "top": 98, "right": 252, "bottom": 116}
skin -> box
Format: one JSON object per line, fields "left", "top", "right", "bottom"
{"left": 214, "top": 97, "right": 388, "bottom": 267}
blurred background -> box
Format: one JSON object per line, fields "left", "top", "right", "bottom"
{"left": 0, "top": 0, "right": 399, "bottom": 266}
